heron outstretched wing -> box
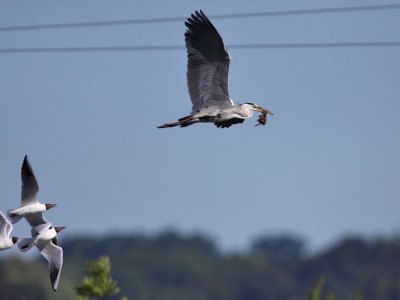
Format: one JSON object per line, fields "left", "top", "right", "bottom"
{"left": 185, "top": 10, "right": 234, "bottom": 114}
{"left": 21, "top": 155, "right": 39, "bottom": 206}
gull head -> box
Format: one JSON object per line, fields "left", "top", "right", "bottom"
{"left": 55, "top": 226, "right": 66, "bottom": 233}
{"left": 45, "top": 203, "right": 57, "bottom": 210}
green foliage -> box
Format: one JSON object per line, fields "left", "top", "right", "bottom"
{"left": 353, "top": 291, "right": 362, "bottom": 300}
{"left": 1, "top": 232, "right": 399, "bottom": 299}
{"left": 0, "top": 256, "right": 75, "bottom": 300}
{"left": 309, "top": 276, "right": 325, "bottom": 300}
{"left": 326, "top": 293, "right": 336, "bottom": 300}
{"left": 309, "top": 277, "right": 337, "bottom": 300}
{"left": 75, "top": 256, "right": 126, "bottom": 300}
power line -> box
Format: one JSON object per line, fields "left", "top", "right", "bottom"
{"left": 0, "top": 3, "right": 400, "bottom": 32}
{"left": 1, "top": 42, "right": 400, "bottom": 54}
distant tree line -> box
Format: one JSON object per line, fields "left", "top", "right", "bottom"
{"left": 1, "top": 231, "right": 400, "bottom": 300}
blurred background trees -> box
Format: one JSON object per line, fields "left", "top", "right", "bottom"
{"left": 1, "top": 231, "right": 400, "bottom": 300}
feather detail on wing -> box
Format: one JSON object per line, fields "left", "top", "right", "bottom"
{"left": 25, "top": 213, "right": 49, "bottom": 228}
{"left": 31, "top": 223, "right": 52, "bottom": 236}
{"left": 215, "top": 118, "right": 245, "bottom": 128}
{"left": 37, "top": 242, "right": 63, "bottom": 291}
{"left": 0, "top": 211, "right": 13, "bottom": 237}
{"left": 185, "top": 10, "right": 234, "bottom": 114}
{"left": 21, "top": 155, "right": 39, "bottom": 206}
{"left": 18, "top": 237, "right": 35, "bottom": 252}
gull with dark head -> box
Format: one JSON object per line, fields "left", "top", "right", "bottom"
{"left": 8, "top": 155, "right": 57, "bottom": 225}
{"left": 18, "top": 223, "right": 65, "bottom": 291}
{"left": 0, "top": 211, "right": 18, "bottom": 250}
{"left": 7, "top": 155, "right": 65, "bottom": 291}
{"left": 158, "top": 10, "right": 273, "bottom": 129}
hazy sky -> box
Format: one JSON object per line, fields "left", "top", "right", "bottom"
{"left": 1, "top": 0, "right": 399, "bottom": 253}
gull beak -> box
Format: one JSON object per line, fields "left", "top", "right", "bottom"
{"left": 55, "top": 226, "right": 67, "bottom": 233}
{"left": 45, "top": 203, "right": 57, "bottom": 210}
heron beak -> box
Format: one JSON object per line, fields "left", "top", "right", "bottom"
{"left": 263, "top": 109, "right": 274, "bottom": 116}
{"left": 255, "top": 105, "right": 273, "bottom": 115}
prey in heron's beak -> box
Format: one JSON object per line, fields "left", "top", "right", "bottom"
{"left": 254, "top": 105, "right": 273, "bottom": 127}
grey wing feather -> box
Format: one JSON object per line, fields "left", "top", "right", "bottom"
{"left": 215, "top": 118, "right": 245, "bottom": 128}
{"left": 37, "top": 242, "right": 63, "bottom": 291}
{"left": 26, "top": 213, "right": 49, "bottom": 228}
{"left": 0, "top": 211, "right": 8, "bottom": 224}
{"left": 0, "top": 211, "right": 12, "bottom": 237}
{"left": 0, "top": 215, "right": 7, "bottom": 237}
{"left": 185, "top": 10, "right": 234, "bottom": 113}
{"left": 5, "top": 220, "right": 13, "bottom": 238}
{"left": 31, "top": 222, "right": 51, "bottom": 236}
{"left": 21, "top": 155, "right": 39, "bottom": 206}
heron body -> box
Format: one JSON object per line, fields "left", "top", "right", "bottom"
{"left": 158, "top": 10, "right": 273, "bottom": 129}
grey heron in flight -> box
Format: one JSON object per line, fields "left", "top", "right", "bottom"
{"left": 158, "top": 10, "right": 273, "bottom": 129}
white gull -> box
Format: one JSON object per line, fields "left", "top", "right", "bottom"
{"left": 8, "top": 155, "right": 56, "bottom": 225}
{"left": 0, "top": 211, "right": 18, "bottom": 250}
{"left": 19, "top": 223, "right": 66, "bottom": 291}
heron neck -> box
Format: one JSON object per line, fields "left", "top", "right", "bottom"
{"left": 239, "top": 104, "right": 254, "bottom": 118}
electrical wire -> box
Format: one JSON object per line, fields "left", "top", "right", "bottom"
{"left": 0, "top": 3, "right": 399, "bottom": 32}
{"left": 1, "top": 42, "right": 400, "bottom": 54}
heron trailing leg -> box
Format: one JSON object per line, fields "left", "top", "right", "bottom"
{"left": 157, "top": 121, "right": 181, "bottom": 128}
{"left": 158, "top": 115, "right": 200, "bottom": 128}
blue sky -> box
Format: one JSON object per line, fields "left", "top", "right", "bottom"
{"left": 1, "top": 0, "right": 399, "bottom": 252}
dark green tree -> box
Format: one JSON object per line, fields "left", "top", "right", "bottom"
{"left": 75, "top": 256, "right": 127, "bottom": 300}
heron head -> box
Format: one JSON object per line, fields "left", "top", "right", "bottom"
{"left": 45, "top": 203, "right": 57, "bottom": 210}
{"left": 245, "top": 102, "right": 274, "bottom": 115}
{"left": 55, "top": 226, "right": 66, "bottom": 233}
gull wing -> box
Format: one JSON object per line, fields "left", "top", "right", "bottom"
{"left": 0, "top": 211, "right": 7, "bottom": 223}
{"left": 5, "top": 221, "right": 13, "bottom": 238}
{"left": 37, "top": 242, "right": 63, "bottom": 291}
{"left": 0, "top": 211, "right": 12, "bottom": 238}
{"left": 21, "top": 155, "right": 39, "bottom": 206}
{"left": 31, "top": 222, "right": 52, "bottom": 236}
{"left": 185, "top": 10, "right": 234, "bottom": 114}
{"left": 25, "top": 213, "right": 49, "bottom": 228}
